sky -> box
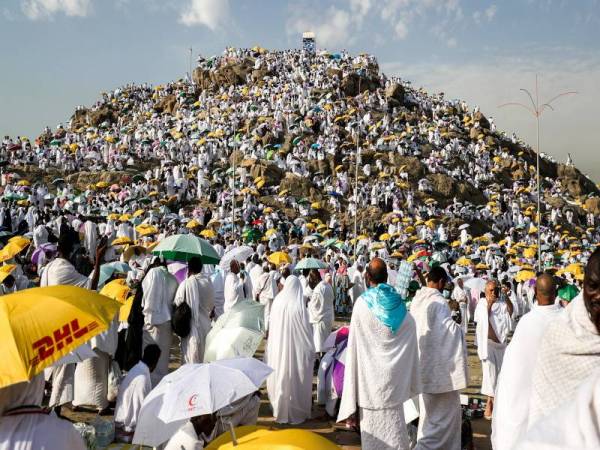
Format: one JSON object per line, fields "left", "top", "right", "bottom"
{"left": 1, "top": 0, "right": 599, "bottom": 179}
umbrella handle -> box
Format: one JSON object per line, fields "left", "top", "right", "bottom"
{"left": 228, "top": 420, "right": 238, "bottom": 446}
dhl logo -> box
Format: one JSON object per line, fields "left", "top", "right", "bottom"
{"left": 30, "top": 319, "right": 99, "bottom": 366}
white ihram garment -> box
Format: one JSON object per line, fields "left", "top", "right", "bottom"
{"left": 410, "top": 287, "right": 468, "bottom": 450}
{"left": 474, "top": 298, "right": 512, "bottom": 397}
{"left": 223, "top": 272, "right": 245, "bottom": 313}
{"left": 492, "top": 303, "right": 563, "bottom": 450}
{"left": 308, "top": 281, "right": 335, "bottom": 353}
{"left": 528, "top": 294, "right": 600, "bottom": 428}
{"left": 114, "top": 361, "right": 152, "bottom": 433}
{"left": 173, "top": 274, "right": 215, "bottom": 364}
{"left": 265, "top": 276, "right": 315, "bottom": 424}
{"left": 141, "top": 266, "right": 178, "bottom": 386}
{"left": 338, "top": 293, "right": 420, "bottom": 450}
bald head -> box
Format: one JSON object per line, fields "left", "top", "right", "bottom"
{"left": 535, "top": 273, "right": 555, "bottom": 306}
{"left": 366, "top": 257, "right": 388, "bottom": 286}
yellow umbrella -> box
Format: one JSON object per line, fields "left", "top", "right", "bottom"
{"left": 99, "top": 279, "right": 130, "bottom": 304}
{"left": 200, "top": 229, "right": 216, "bottom": 239}
{"left": 278, "top": 189, "right": 289, "bottom": 196}
{"left": 0, "top": 239, "right": 30, "bottom": 262}
{"left": 379, "top": 233, "right": 391, "bottom": 241}
{"left": 186, "top": 219, "right": 200, "bottom": 229}
{"left": 206, "top": 425, "right": 341, "bottom": 450}
{"left": 0, "top": 286, "right": 120, "bottom": 388}
{"left": 119, "top": 295, "right": 135, "bottom": 322}
{"left": 119, "top": 214, "right": 132, "bottom": 222}
{"left": 456, "top": 257, "right": 472, "bottom": 267}
{"left": 265, "top": 228, "right": 277, "bottom": 238}
{"left": 311, "top": 202, "right": 321, "bottom": 209}
{"left": 17, "top": 180, "right": 30, "bottom": 187}
{"left": 523, "top": 247, "right": 536, "bottom": 259}
{"left": 516, "top": 270, "right": 536, "bottom": 282}
{"left": 107, "top": 213, "right": 120, "bottom": 221}
{"left": 565, "top": 263, "right": 584, "bottom": 277}
{"left": 96, "top": 181, "right": 109, "bottom": 189}
{"left": 136, "top": 224, "right": 158, "bottom": 236}
{"left": 451, "top": 240, "right": 461, "bottom": 248}
{"left": 123, "top": 245, "right": 147, "bottom": 262}
{"left": 0, "top": 264, "right": 16, "bottom": 283}
{"left": 111, "top": 237, "right": 133, "bottom": 246}
{"left": 267, "top": 251, "right": 292, "bottom": 266}
{"left": 133, "top": 209, "right": 145, "bottom": 218}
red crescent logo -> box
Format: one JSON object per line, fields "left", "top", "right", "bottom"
{"left": 188, "top": 394, "right": 198, "bottom": 407}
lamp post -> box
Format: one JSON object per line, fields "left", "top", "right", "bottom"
{"left": 499, "top": 75, "right": 576, "bottom": 271}
{"left": 353, "top": 71, "right": 362, "bottom": 259}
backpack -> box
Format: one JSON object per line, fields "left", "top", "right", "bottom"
{"left": 171, "top": 302, "right": 192, "bottom": 338}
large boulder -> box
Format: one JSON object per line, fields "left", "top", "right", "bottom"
{"left": 154, "top": 95, "right": 178, "bottom": 115}
{"left": 385, "top": 83, "right": 405, "bottom": 107}
{"left": 249, "top": 161, "right": 284, "bottom": 186}
{"left": 473, "top": 111, "right": 490, "bottom": 129}
{"left": 427, "top": 173, "right": 455, "bottom": 198}
{"left": 388, "top": 155, "right": 424, "bottom": 179}
{"left": 341, "top": 72, "right": 379, "bottom": 97}
{"left": 557, "top": 164, "right": 599, "bottom": 198}
{"left": 279, "top": 173, "right": 318, "bottom": 199}
{"left": 192, "top": 58, "right": 254, "bottom": 91}
{"left": 585, "top": 197, "right": 600, "bottom": 215}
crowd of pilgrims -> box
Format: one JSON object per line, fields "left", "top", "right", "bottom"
{"left": 0, "top": 46, "right": 599, "bottom": 449}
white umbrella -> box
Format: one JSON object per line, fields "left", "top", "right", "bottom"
{"left": 458, "top": 224, "right": 470, "bottom": 230}
{"left": 219, "top": 245, "right": 254, "bottom": 270}
{"left": 464, "top": 277, "right": 487, "bottom": 292}
{"left": 133, "top": 358, "right": 272, "bottom": 447}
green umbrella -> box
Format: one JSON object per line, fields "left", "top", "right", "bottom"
{"left": 132, "top": 174, "right": 145, "bottom": 182}
{"left": 152, "top": 234, "right": 220, "bottom": 264}
{"left": 295, "top": 258, "right": 328, "bottom": 270}
{"left": 322, "top": 238, "right": 338, "bottom": 248}
{"left": 558, "top": 284, "right": 579, "bottom": 302}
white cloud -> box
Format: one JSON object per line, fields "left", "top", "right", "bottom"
{"left": 22, "top": 0, "right": 92, "bottom": 20}
{"left": 485, "top": 4, "right": 497, "bottom": 20}
{"left": 382, "top": 48, "right": 600, "bottom": 180}
{"left": 287, "top": 0, "right": 464, "bottom": 48}
{"left": 179, "top": 0, "right": 230, "bottom": 30}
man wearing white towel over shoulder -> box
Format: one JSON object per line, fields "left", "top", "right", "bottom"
{"left": 474, "top": 279, "right": 513, "bottom": 419}
{"left": 338, "top": 258, "right": 420, "bottom": 450}
{"left": 411, "top": 266, "right": 468, "bottom": 450}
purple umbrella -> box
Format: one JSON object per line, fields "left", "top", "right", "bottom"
{"left": 168, "top": 261, "right": 187, "bottom": 283}
{"left": 31, "top": 243, "right": 57, "bottom": 265}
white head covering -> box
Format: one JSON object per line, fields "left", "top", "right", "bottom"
{"left": 0, "top": 374, "right": 45, "bottom": 414}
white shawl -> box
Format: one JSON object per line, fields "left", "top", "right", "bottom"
{"left": 528, "top": 294, "right": 600, "bottom": 427}
{"left": 409, "top": 287, "right": 468, "bottom": 393}
{"left": 474, "top": 297, "right": 513, "bottom": 360}
{"left": 338, "top": 295, "right": 420, "bottom": 420}
{"left": 492, "top": 303, "right": 564, "bottom": 450}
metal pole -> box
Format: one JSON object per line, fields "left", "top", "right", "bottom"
{"left": 231, "top": 128, "right": 236, "bottom": 242}
{"left": 535, "top": 75, "right": 541, "bottom": 271}
{"left": 353, "top": 75, "right": 361, "bottom": 259}
{"left": 189, "top": 47, "right": 193, "bottom": 82}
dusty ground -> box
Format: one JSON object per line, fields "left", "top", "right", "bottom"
{"left": 63, "top": 321, "right": 491, "bottom": 449}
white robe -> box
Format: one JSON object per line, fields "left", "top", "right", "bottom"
{"left": 114, "top": 361, "right": 152, "bottom": 433}
{"left": 0, "top": 375, "right": 86, "bottom": 450}
{"left": 223, "top": 272, "right": 245, "bottom": 313}
{"left": 141, "top": 267, "right": 178, "bottom": 385}
{"left": 256, "top": 271, "right": 278, "bottom": 332}
{"left": 492, "top": 303, "right": 564, "bottom": 450}
{"left": 83, "top": 220, "right": 98, "bottom": 258}
{"left": 517, "top": 367, "right": 600, "bottom": 450}
{"left": 338, "top": 292, "right": 420, "bottom": 450}
{"left": 528, "top": 294, "right": 600, "bottom": 428}
{"left": 410, "top": 287, "right": 467, "bottom": 450}
{"left": 307, "top": 281, "right": 335, "bottom": 353}
{"left": 266, "top": 276, "right": 315, "bottom": 424}
{"left": 174, "top": 274, "right": 215, "bottom": 364}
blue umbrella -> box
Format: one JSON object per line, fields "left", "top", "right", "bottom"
{"left": 98, "top": 262, "right": 131, "bottom": 289}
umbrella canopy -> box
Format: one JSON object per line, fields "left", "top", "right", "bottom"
{"left": 204, "top": 300, "right": 265, "bottom": 362}
{"left": 295, "top": 258, "right": 328, "bottom": 270}
{"left": 133, "top": 358, "right": 272, "bottom": 447}
{"left": 463, "top": 277, "right": 487, "bottom": 292}
{"left": 98, "top": 261, "right": 131, "bottom": 288}
{"left": 167, "top": 261, "right": 188, "bottom": 283}
{"left": 152, "top": 234, "right": 220, "bottom": 264}
{"left": 267, "top": 251, "right": 291, "bottom": 266}
{"left": 558, "top": 284, "right": 579, "bottom": 302}
{"left": 200, "top": 229, "right": 217, "bottom": 239}
{"left": 0, "top": 238, "right": 31, "bottom": 262}
{"left": 0, "top": 285, "right": 120, "bottom": 387}
{"left": 205, "top": 426, "right": 342, "bottom": 450}
{"left": 219, "top": 246, "right": 254, "bottom": 270}
{"left": 0, "top": 264, "right": 16, "bottom": 283}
